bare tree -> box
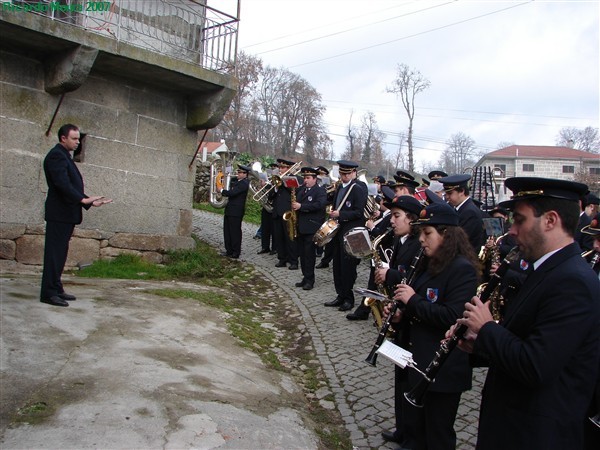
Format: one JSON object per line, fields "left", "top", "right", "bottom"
{"left": 496, "top": 141, "right": 515, "bottom": 150}
{"left": 341, "top": 111, "right": 359, "bottom": 161}
{"left": 359, "top": 111, "right": 386, "bottom": 167}
{"left": 389, "top": 132, "right": 406, "bottom": 174}
{"left": 556, "top": 126, "right": 600, "bottom": 153}
{"left": 440, "top": 132, "right": 478, "bottom": 174}
{"left": 386, "top": 63, "right": 431, "bottom": 172}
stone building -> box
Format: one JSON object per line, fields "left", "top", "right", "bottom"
{"left": 0, "top": 0, "right": 239, "bottom": 268}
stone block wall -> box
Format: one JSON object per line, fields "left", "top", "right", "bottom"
{"left": 0, "top": 49, "right": 198, "bottom": 266}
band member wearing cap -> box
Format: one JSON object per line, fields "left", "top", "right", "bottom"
{"left": 220, "top": 164, "right": 250, "bottom": 259}
{"left": 455, "top": 177, "right": 600, "bottom": 450}
{"left": 373, "top": 175, "right": 386, "bottom": 194}
{"left": 387, "top": 202, "right": 479, "bottom": 450}
{"left": 576, "top": 194, "right": 595, "bottom": 252}
{"left": 292, "top": 167, "right": 327, "bottom": 290}
{"left": 323, "top": 160, "right": 368, "bottom": 311}
{"left": 391, "top": 171, "right": 420, "bottom": 197}
{"left": 440, "top": 174, "right": 486, "bottom": 252}
{"left": 272, "top": 158, "right": 299, "bottom": 270}
{"left": 372, "top": 195, "right": 424, "bottom": 446}
{"left": 428, "top": 170, "right": 448, "bottom": 181}
{"left": 585, "top": 192, "right": 599, "bottom": 218}
{"left": 347, "top": 185, "right": 397, "bottom": 321}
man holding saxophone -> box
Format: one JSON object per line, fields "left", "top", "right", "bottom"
{"left": 456, "top": 177, "right": 599, "bottom": 450}
{"left": 271, "top": 158, "right": 299, "bottom": 270}
{"left": 292, "top": 167, "right": 327, "bottom": 290}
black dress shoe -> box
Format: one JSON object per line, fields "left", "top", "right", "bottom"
{"left": 230, "top": 255, "right": 239, "bottom": 259}
{"left": 315, "top": 262, "right": 329, "bottom": 269}
{"left": 220, "top": 251, "right": 232, "bottom": 257}
{"left": 269, "top": 250, "right": 277, "bottom": 255}
{"left": 338, "top": 302, "right": 353, "bottom": 311}
{"left": 257, "top": 249, "right": 270, "bottom": 254}
{"left": 275, "top": 261, "right": 287, "bottom": 267}
{"left": 58, "top": 292, "right": 76, "bottom": 301}
{"left": 324, "top": 298, "right": 343, "bottom": 307}
{"left": 295, "top": 280, "right": 306, "bottom": 287}
{"left": 41, "top": 296, "right": 69, "bottom": 307}
{"left": 302, "top": 283, "right": 314, "bottom": 290}
{"left": 346, "top": 312, "right": 369, "bottom": 320}
{"left": 382, "top": 430, "right": 402, "bottom": 444}
{"left": 288, "top": 264, "right": 298, "bottom": 270}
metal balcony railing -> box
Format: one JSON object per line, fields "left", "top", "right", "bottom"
{"left": 6, "top": 0, "right": 238, "bottom": 73}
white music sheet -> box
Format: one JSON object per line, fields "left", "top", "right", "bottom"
{"left": 376, "top": 340, "right": 415, "bottom": 369}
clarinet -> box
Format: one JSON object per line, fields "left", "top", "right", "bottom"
{"left": 404, "top": 247, "right": 519, "bottom": 407}
{"left": 365, "top": 247, "right": 425, "bottom": 366}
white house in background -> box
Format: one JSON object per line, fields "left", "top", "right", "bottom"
{"left": 475, "top": 145, "right": 600, "bottom": 203}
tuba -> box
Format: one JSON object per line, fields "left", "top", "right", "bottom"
{"left": 208, "top": 148, "right": 237, "bottom": 208}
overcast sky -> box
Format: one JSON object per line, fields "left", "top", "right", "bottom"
{"left": 218, "top": 0, "right": 599, "bottom": 171}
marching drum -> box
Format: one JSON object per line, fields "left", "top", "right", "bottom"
{"left": 313, "top": 218, "right": 340, "bottom": 247}
{"left": 342, "top": 226, "right": 373, "bottom": 258}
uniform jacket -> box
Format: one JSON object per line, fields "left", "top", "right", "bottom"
{"left": 296, "top": 183, "right": 326, "bottom": 235}
{"left": 385, "top": 234, "right": 422, "bottom": 287}
{"left": 222, "top": 177, "right": 249, "bottom": 217}
{"left": 401, "top": 255, "right": 478, "bottom": 393}
{"left": 474, "top": 242, "right": 600, "bottom": 450}
{"left": 333, "top": 179, "right": 368, "bottom": 238}
{"left": 576, "top": 212, "right": 594, "bottom": 252}
{"left": 457, "top": 197, "right": 486, "bottom": 251}
{"left": 43, "top": 143, "right": 90, "bottom": 224}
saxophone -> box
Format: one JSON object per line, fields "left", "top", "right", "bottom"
{"left": 282, "top": 186, "right": 298, "bottom": 240}
{"left": 363, "top": 228, "right": 394, "bottom": 329}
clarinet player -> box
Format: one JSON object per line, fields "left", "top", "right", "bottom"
{"left": 456, "top": 177, "right": 600, "bottom": 450}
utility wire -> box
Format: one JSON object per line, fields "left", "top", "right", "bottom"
{"left": 289, "top": 1, "right": 533, "bottom": 68}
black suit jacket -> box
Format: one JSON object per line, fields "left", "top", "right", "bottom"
{"left": 385, "top": 234, "right": 423, "bottom": 286}
{"left": 43, "top": 143, "right": 90, "bottom": 224}
{"left": 402, "top": 255, "right": 478, "bottom": 393}
{"left": 222, "top": 177, "right": 249, "bottom": 217}
{"left": 576, "top": 212, "right": 594, "bottom": 252}
{"left": 457, "top": 197, "right": 485, "bottom": 251}
{"left": 296, "top": 184, "right": 326, "bottom": 235}
{"left": 333, "top": 180, "right": 368, "bottom": 238}
{"left": 474, "top": 243, "right": 600, "bottom": 450}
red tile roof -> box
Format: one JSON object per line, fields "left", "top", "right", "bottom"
{"left": 487, "top": 145, "right": 599, "bottom": 160}
{"left": 202, "top": 142, "right": 226, "bottom": 153}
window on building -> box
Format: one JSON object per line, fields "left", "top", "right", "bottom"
{"left": 522, "top": 164, "right": 534, "bottom": 172}
{"left": 590, "top": 167, "right": 600, "bottom": 175}
{"left": 562, "top": 165, "right": 574, "bottom": 174}
{"left": 494, "top": 164, "right": 506, "bottom": 172}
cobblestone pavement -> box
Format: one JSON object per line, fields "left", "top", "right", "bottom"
{"left": 193, "top": 210, "right": 485, "bottom": 449}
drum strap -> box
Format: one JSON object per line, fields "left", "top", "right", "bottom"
{"left": 335, "top": 183, "right": 355, "bottom": 210}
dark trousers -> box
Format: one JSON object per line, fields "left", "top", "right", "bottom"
{"left": 223, "top": 215, "right": 242, "bottom": 257}
{"left": 404, "top": 390, "right": 462, "bottom": 450}
{"left": 260, "top": 208, "right": 274, "bottom": 251}
{"left": 273, "top": 216, "right": 297, "bottom": 264}
{"left": 40, "top": 220, "right": 75, "bottom": 299}
{"left": 319, "top": 241, "right": 334, "bottom": 265}
{"left": 332, "top": 235, "right": 359, "bottom": 304}
{"left": 298, "top": 234, "right": 316, "bottom": 285}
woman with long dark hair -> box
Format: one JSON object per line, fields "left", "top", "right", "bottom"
{"left": 388, "top": 202, "right": 479, "bottom": 450}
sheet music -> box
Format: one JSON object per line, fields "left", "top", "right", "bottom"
{"left": 376, "top": 340, "right": 415, "bottom": 369}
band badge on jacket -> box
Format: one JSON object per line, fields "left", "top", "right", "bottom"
{"left": 519, "top": 259, "right": 529, "bottom": 271}
{"left": 345, "top": 201, "right": 352, "bottom": 208}
{"left": 426, "top": 288, "right": 439, "bottom": 303}
{"left": 307, "top": 196, "right": 313, "bottom": 202}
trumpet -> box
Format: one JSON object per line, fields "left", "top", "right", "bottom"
{"left": 404, "top": 247, "right": 520, "bottom": 408}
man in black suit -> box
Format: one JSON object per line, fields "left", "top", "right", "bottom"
{"left": 220, "top": 164, "right": 250, "bottom": 259}
{"left": 271, "top": 158, "right": 299, "bottom": 270}
{"left": 41, "top": 124, "right": 111, "bottom": 307}
{"left": 292, "top": 167, "right": 326, "bottom": 290}
{"left": 576, "top": 194, "right": 594, "bottom": 252}
{"left": 440, "top": 174, "right": 486, "bottom": 252}
{"left": 323, "top": 160, "right": 368, "bottom": 312}
{"left": 457, "top": 177, "right": 600, "bottom": 450}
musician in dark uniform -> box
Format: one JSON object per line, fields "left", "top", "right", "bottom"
{"left": 440, "top": 174, "right": 486, "bottom": 252}
{"left": 323, "top": 160, "right": 368, "bottom": 312}
{"left": 347, "top": 185, "right": 396, "bottom": 321}
{"left": 373, "top": 195, "right": 424, "bottom": 447}
{"left": 428, "top": 170, "right": 448, "bottom": 181}
{"left": 257, "top": 162, "right": 278, "bottom": 255}
{"left": 457, "top": 177, "right": 600, "bottom": 450}
{"left": 390, "top": 202, "right": 480, "bottom": 450}
{"left": 40, "top": 124, "right": 112, "bottom": 307}
{"left": 291, "top": 167, "right": 326, "bottom": 290}
{"left": 271, "top": 158, "right": 299, "bottom": 270}
{"left": 576, "top": 194, "right": 594, "bottom": 252}
{"left": 220, "top": 164, "right": 250, "bottom": 259}
{"left": 391, "top": 171, "right": 420, "bottom": 197}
